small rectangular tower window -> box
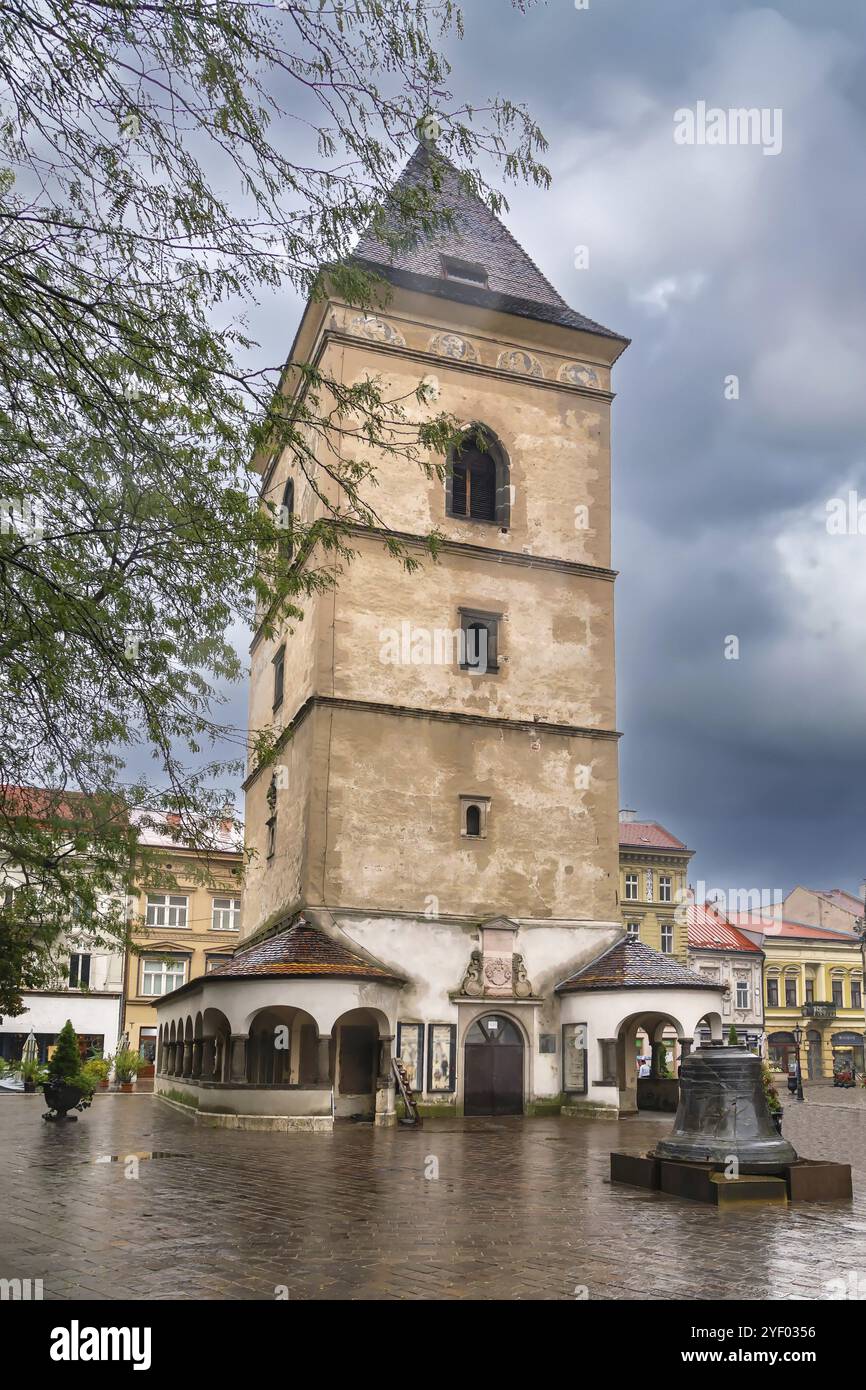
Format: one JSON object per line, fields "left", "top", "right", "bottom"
{"left": 460, "top": 795, "right": 490, "bottom": 839}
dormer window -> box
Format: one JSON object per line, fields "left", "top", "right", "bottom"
{"left": 441, "top": 255, "right": 488, "bottom": 287}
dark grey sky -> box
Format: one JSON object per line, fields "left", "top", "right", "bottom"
{"left": 219, "top": 0, "right": 866, "bottom": 900}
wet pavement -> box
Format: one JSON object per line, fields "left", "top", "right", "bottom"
{"left": 1, "top": 1092, "right": 865, "bottom": 1300}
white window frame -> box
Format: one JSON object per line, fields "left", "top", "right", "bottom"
{"left": 660, "top": 922, "right": 674, "bottom": 954}
{"left": 735, "top": 979, "right": 749, "bottom": 1009}
{"left": 145, "top": 893, "right": 189, "bottom": 929}
{"left": 659, "top": 875, "right": 672, "bottom": 903}
{"left": 624, "top": 873, "right": 639, "bottom": 901}
{"left": 140, "top": 957, "right": 187, "bottom": 997}
{"left": 626, "top": 920, "right": 640, "bottom": 939}
{"left": 211, "top": 896, "right": 241, "bottom": 931}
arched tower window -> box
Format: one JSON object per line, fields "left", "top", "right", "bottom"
{"left": 446, "top": 427, "right": 510, "bottom": 527}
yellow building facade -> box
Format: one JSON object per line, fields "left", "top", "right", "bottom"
{"left": 745, "top": 919, "right": 865, "bottom": 1080}
{"left": 618, "top": 813, "right": 693, "bottom": 964}
{"left": 122, "top": 813, "right": 243, "bottom": 1076}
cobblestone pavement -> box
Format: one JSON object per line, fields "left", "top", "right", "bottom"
{"left": 1, "top": 1092, "right": 865, "bottom": 1301}
{"left": 783, "top": 1080, "right": 866, "bottom": 1110}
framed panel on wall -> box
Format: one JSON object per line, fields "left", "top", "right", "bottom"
{"left": 396, "top": 1022, "right": 424, "bottom": 1093}
{"left": 426, "top": 1023, "right": 456, "bottom": 1093}
{"left": 562, "top": 1022, "right": 588, "bottom": 1095}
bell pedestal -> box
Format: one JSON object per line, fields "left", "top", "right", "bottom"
{"left": 654, "top": 1042, "right": 797, "bottom": 1172}
{"left": 610, "top": 1042, "right": 852, "bottom": 1204}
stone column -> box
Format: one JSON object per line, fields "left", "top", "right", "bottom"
{"left": 182, "top": 1041, "right": 194, "bottom": 1077}
{"left": 229, "top": 1033, "right": 247, "bottom": 1084}
{"left": 201, "top": 1038, "right": 216, "bottom": 1081}
{"left": 374, "top": 1036, "right": 397, "bottom": 1127}
{"left": 650, "top": 1040, "right": 667, "bottom": 1078}
{"left": 316, "top": 1035, "right": 332, "bottom": 1087}
{"left": 192, "top": 1039, "right": 203, "bottom": 1079}
{"left": 678, "top": 1038, "right": 692, "bottom": 1060}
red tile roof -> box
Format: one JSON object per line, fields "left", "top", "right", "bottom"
{"left": 619, "top": 821, "right": 690, "bottom": 851}
{"left": 730, "top": 913, "right": 861, "bottom": 943}
{"left": 687, "top": 903, "right": 763, "bottom": 953}
{"left": 557, "top": 935, "right": 719, "bottom": 993}
{"left": 206, "top": 917, "right": 404, "bottom": 983}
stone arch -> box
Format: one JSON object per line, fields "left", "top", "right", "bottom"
{"left": 330, "top": 1007, "right": 387, "bottom": 1119}
{"left": 615, "top": 1008, "right": 687, "bottom": 1114}
{"left": 202, "top": 1006, "right": 232, "bottom": 1084}
{"left": 463, "top": 1010, "right": 526, "bottom": 1116}
{"left": 245, "top": 1004, "right": 321, "bottom": 1086}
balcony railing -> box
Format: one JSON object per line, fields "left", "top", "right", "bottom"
{"left": 801, "top": 1001, "right": 837, "bottom": 1019}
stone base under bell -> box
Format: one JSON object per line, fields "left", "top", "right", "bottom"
{"left": 610, "top": 1150, "right": 853, "bottom": 1205}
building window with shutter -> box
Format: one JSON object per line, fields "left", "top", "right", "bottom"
{"left": 446, "top": 426, "right": 510, "bottom": 527}
{"left": 279, "top": 478, "right": 295, "bottom": 562}
{"left": 273, "top": 645, "right": 286, "bottom": 711}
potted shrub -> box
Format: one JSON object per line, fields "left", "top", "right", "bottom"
{"left": 20, "top": 1057, "right": 45, "bottom": 1093}
{"left": 41, "top": 1020, "right": 94, "bottom": 1121}
{"left": 82, "top": 1056, "right": 111, "bottom": 1092}
{"left": 728, "top": 1024, "right": 739, "bottom": 1046}
{"left": 113, "top": 1047, "right": 143, "bottom": 1092}
{"left": 762, "top": 1061, "right": 783, "bottom": 1134}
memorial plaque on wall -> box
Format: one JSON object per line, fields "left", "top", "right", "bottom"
{"left": 562, "top": 1023, "right": 588, "bottom": 1094}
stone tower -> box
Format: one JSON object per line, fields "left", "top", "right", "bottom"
{"left": 237, "top": 145, "right": 630, "bottom": 1117}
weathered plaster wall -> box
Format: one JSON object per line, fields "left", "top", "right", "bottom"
{"left": 332, "top": 537, "right": 615, "bottom": 729}
{"left": 308, "top": 703, "right": 618, "bottom": 920}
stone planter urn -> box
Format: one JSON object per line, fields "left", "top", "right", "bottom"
{"left": 42, "top": 1081, "right": 92, "bottom": 1121}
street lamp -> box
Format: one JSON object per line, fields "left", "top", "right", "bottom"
{"left": 793, "top": 1023, "right": 805, "bottom": 1103}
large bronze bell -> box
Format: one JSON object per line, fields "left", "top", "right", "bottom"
{"left": 655, "top": 1043, "right": 797, "bottom": 1171}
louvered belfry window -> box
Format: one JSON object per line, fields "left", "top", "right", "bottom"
{"left": 451, "top": 442, "right": 497, "bottom": 521}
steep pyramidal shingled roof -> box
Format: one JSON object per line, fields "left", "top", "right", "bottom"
{"left": 206, "top": 917, "right": 404, "bottom": 983}
{"left": 352, "top": 144, "right": 626, "bottom": 342}
{"left": 557, "top": 935, "right": 720, "bottom": 993}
